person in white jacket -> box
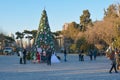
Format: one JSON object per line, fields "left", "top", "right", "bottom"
{"left": 19, "top": 51, "right": 23, "bottom": 64}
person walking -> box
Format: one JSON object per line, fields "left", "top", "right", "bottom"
{"left": 23, "top": 49, "right": 27, "bottom": 64}
{"left": 109, "top": 51, "right": 118, "bottom": 73}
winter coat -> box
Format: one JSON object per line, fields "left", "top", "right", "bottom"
{"left": 19, "top": 51, "right": 23, "bottom": 58}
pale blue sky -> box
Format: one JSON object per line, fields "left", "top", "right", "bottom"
{"left": 0, "top": 0, "right": 119, "bottom": 35}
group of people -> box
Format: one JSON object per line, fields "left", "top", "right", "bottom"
{"left": 88, "top": 49, "right": 97, "bottom": 61}
{"left": 63, "top": 48, "right": 98, "bottom": 62}
{"left": 78, "top": 49, "right": 97, "bottom": 62}
{"left": 19, "top": 49, "right": 27, "bottom": 64}
{"left": 64, "top": 47, "right": 119, "bottom": 74}
{"left": 32, "top": 45, "right": 53, "bottom": 65}
{"left": 18, "top": 46, "right": 120, "bottom": 74}
{"left": 18, "top": 45, "right": 60, "bottom": 65}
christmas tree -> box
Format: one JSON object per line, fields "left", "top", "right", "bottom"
{"left": 33, "top": 9, "right": 54, "bottom": 61}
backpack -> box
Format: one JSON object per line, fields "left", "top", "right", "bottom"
{"left": 108, "top": 52, "right": 115, "bottom": 60}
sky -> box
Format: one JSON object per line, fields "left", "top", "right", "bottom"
{"left": 0, "top": 0, "right": 119, "bottom": 36}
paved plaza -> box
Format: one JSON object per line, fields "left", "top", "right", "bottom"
{"left": 0, "top": 54, "right": 120, "bottom": 80}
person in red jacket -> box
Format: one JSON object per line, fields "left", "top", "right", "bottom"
{"left": 36, "top": 52, "right": 40, "bottom": 63}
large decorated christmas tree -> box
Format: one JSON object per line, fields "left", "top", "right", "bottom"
{"left": 33, "top": 9, "right": 54, "bottom": 61}
{"left": 35, "top": 9, "right": 54, "bottom": 49}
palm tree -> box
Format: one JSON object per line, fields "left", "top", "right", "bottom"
{"left": 23, "top": 30, "right": 33, "bottom": 48}
{"left": 15, "top": 31, "right": 24, "bottom": 48}
{"left": 4, "top": 35, "right": 15, "bottom": 47}
{"left": 31, "top": 30, "right": 37, "bottom": 45}
{"left": 0, "top": 33, "right": 15, "bottom": 47}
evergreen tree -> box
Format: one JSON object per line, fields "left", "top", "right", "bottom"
{"left": 104, "top": 4, "right": 118, "bottom": 19}
{"left": 31, "top": 9, "right": 55, "bottom": 62}
{"left": 80, "top": 10, "right": 93, "bottom": 31}
{"left": 34, "top": 9, "right": 54, "bottom": 51}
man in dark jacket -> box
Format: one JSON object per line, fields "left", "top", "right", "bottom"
{"left": 23, "top": 49, "right": 27, "bottom": 64}
{"left": 46, "top": 46, "right": 52, "bottom": 65}
{"left": 64, "top": 48, "right": 67, "bottom": 62}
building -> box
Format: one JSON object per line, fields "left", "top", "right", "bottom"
{"left": 62, "top": 23, "right": 69, "bottom": 30}
{"left": 55, "top": 35, "right": 64, "bottom": 48}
